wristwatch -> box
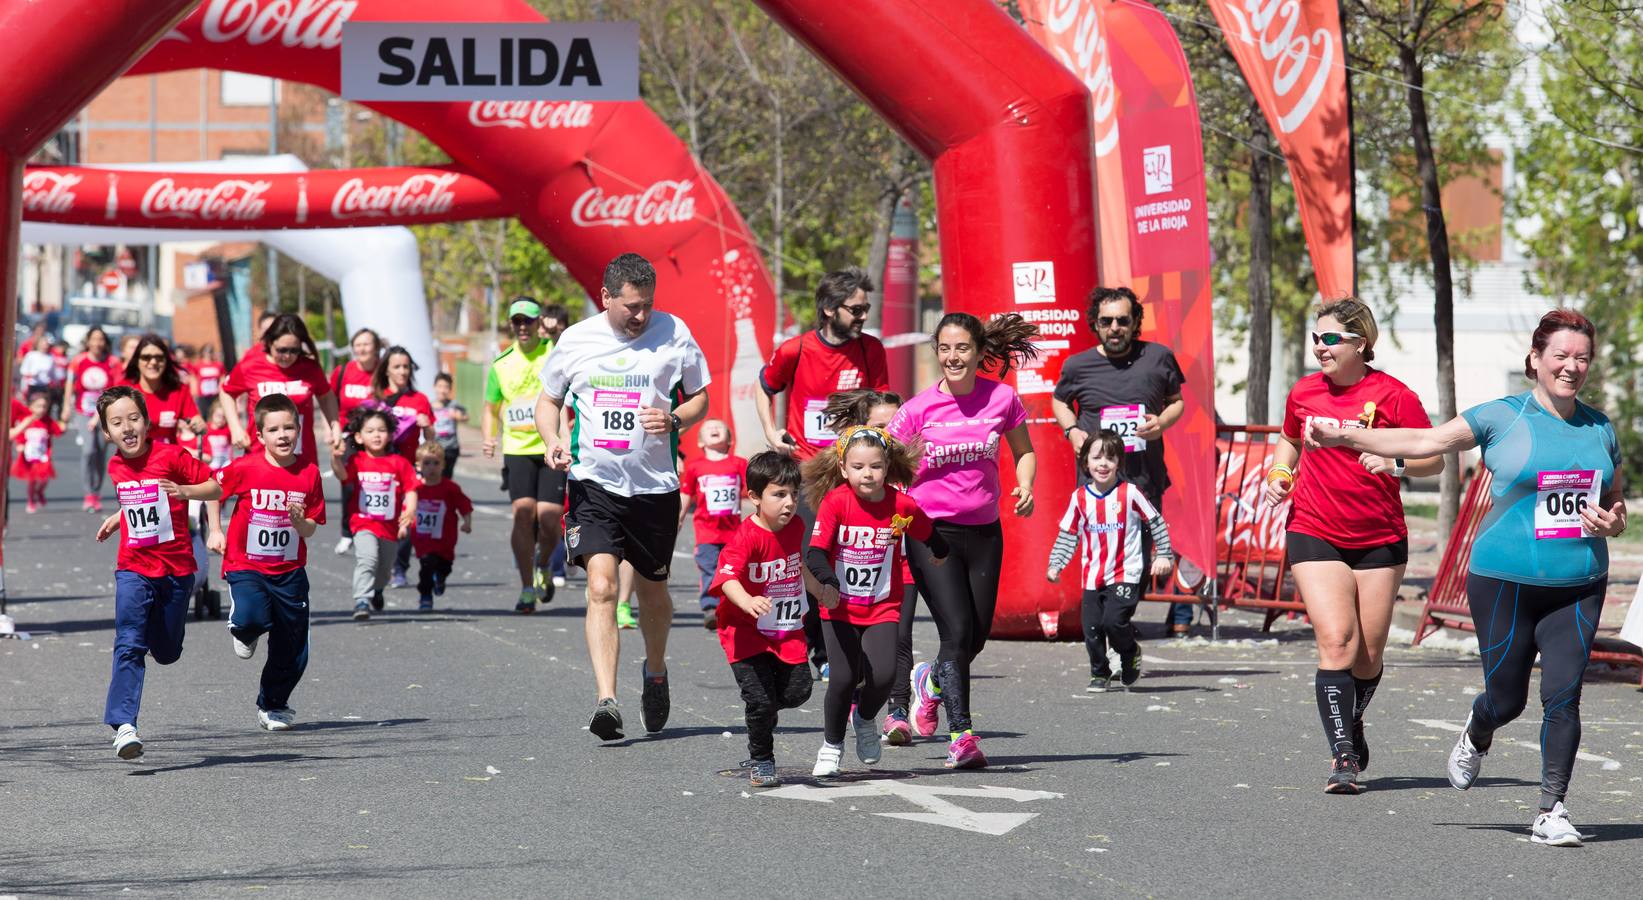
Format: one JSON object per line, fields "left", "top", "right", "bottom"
{"left": 1392, "top": 457, "right": 1406, "bottom": 478}
{"left": 670, "top": 413, "right": 683, "bottom": 433}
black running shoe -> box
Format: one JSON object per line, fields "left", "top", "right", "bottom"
{"left": 589, "top": 698, "right": 624, "bottom": 741}
{"left": 1120, "top": 648, "right": 1142, "bottom": 688}
{"left": 640, "top": 664, "right": 670, "bottom": 734}
{"left": 1324, "top": 755, "right": 1363, "bottom": 794}
{"left": 1353, "top": 719, "right": 1369, "bottom": 773}
{"left": 370, "top": 590, "right": 385, "bottom": 611}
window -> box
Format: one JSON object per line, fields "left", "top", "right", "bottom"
{"left": 221, "top": 72, "right": 279, "bottom": 107}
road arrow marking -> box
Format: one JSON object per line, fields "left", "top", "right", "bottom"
{"left": 759, "top": 779, "right": 1063, "bottom": 835}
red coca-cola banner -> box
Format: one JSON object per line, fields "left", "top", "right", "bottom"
{"left": 22, "top": 165, "right": 510, "bottom": 229}
{"left": 1206, "top": 0, "right": 1356, "bottom": 299}
{"left": 1021, "top": 0, "right": 1132, "bottom": 285}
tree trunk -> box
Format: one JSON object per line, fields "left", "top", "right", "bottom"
{"left": 1245, "top": 117, "right": 1275, "bottom": 425}
{"left": 1401, "top": 46, "right": 1460, "bottom": 542}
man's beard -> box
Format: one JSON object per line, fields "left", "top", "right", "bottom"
{"left": 1103, "top": 334, "right": 1132, "bottom": 356}
{"left": 826, "top": 316, "right": 859, "bottom": 342}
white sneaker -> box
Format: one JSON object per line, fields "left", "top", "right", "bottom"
{"left": 232, "top": 632, "right": 258, "bottom": 660}
{"left": 812, "top": 742, "right": 843, "bottom": 778}
{"left": 1532, "top": 802, "right": 1582, "bottom": 847}
{"left": 113, "top": 723, "right": 143, "bottom": 760}
{"left": 334, "top": 536, "right": 353, "bottom": 556}
{"left": 552, "top": 575, "right": 567, "bottom": 589}
{"left": 1447, "top": 714, "right": 1487, "bottom": 790}
{"left": 258, "top": 707, "right": 296, "bottom": 731}
{"left": 852, "top": 709, "right": 882, "bottom": 765}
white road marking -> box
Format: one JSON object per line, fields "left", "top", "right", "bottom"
{"left": 759, "top": 780, "right": 1062, "bottom": 836}
{"left": 1410, "top": 718, "right": 1622, "bottom": 771}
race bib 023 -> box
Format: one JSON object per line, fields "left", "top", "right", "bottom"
{"left": 1099, "top": 404, "right": 1146, "bottom": 452}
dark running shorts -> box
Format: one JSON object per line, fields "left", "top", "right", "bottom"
{"left": 564, "top": 479, "right": 680, "bottom": 582}
{"left": 503, "top": 454, "right": 567, "bottom": 504}
{"left": 1285, "top": 531, "right": 1409, "bottom": 570}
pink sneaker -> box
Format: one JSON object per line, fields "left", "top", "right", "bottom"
{"left": 25, "top": 502, "right": 38, "bottom": 514}
{"left": 910, "top": 661, "right": 941, "bottom": 737}
{"left": 883, "top": 710, "right": 913, "bottom": 746}
{"left": 944, "top": 732, "right": 987, "bottom": 769}
{"left": 83, "top": 493, "right": 97, "bottom": 511}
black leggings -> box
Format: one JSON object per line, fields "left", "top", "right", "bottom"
{"left": 907, "top": 519, "right": 1003, "bottom": 734}
{"left": 731, "top": 653, "right": 814, "bottom": 762}
{"left": 1465, "top": 572, "right": 1606, "bottom": 809}
{"left": 1082, "top": 584, "right": 1140, "bottom": 675}
{"left": 820, "top": 619, "right": 898, "bottom": 744}
{"left": 888, "top": 584, "right": 920, "bottom": 709}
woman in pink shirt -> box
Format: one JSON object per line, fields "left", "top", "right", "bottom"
{"left": 887, "top": 312, "right": 1038, "bottom": 768}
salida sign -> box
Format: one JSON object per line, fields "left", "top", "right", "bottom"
{"left": 340, "top": 22, "right": 638, "bottom": 101}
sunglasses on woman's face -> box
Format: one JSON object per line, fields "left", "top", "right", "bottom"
{"left": 271, "top": 344, "right": 301, "bottom": 356}
{"left": 1310, "top": 331, "right": 1362, "bottom": 347}
{"left": 137, "top": 353, "right": 168, "bottom": 363}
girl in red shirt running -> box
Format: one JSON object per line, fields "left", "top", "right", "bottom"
{"left": 1264, "top": 299, "right": 1444, "bottom": 794}
{"left": 11, "top": 391, "right": 64, "bottom": 513}
{"left": 62, "top": 327, "right": 119, "bottom": 511}
{"left": 329, "top": 328, "right": 384, "bottom": 557}
{"left": 122, "top": 334, "right": 205, "bottom": 445}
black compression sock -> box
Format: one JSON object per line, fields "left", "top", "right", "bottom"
{"left": 1315, "top": 668, "right": 1357, "bottom": 758}
{"left": 1352, "top": 669, "right": 1383, "bottom": 723}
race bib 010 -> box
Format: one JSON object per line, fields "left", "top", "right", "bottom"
{"left": 245, "top": 510, "right": 298, "bottom": 563}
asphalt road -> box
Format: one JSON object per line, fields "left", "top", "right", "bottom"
{"left": 3, "top": 442, "right": 1641, "bottom": 898}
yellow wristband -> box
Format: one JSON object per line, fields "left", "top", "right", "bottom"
{"left": 1266, "top": 465, "right": 1294, "bottom": 483}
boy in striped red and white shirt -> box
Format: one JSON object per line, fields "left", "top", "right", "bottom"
{"left": 1047, "top": 429, "right": 1173, "bottom": 692}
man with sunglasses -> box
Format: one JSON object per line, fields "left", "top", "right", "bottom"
{"left": 482, "top": 297, "right": 565, "bottom": 613}
{"left": 1052, "top": 285, "right": 1190, "bottom": 636}
{"left": 756, "top": 266, "right": 889, "bottom": 679}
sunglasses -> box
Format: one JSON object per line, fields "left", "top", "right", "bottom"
{"left": 1098, "top": 316, "right": 1133, "bottom": 328}
{"left": 137, "top": 353, "right": 168, "bottom": 363}
{"left": 270, "top": 344, "right": 302, "bottom": 356}
{"left": 1310, "top": 331, "right": 1362, "bottom": 347}
{"left": 838, "top": 304, "right": 872, "bottom": 317}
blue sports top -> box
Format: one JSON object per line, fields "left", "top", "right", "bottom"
{"left": 1462, "top": 392, "right": 1620, "bottom": 586}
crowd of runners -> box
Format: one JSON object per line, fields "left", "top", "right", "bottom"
{"left": 42, "top": 248, "right": 1628, "bottom": 848}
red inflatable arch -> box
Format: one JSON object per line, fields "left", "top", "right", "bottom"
{"left": 3, "top": 0, "right": 1099, "bottom": 639}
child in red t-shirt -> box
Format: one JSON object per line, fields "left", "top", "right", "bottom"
{"left": 679, "top": 419, "right": 749, "bottom": 631}
{"left": 205, "top": 394, "right": 324, "bottom": 731}
{"left": 801, "top": 426, "right": 947, "bottom": 778}
{"left": 708, "top": 451, "right": 816, "bottom": 787}
{"left": 93, "top": 386, "right": 220, "bottom": 760}
{"left": 409, "top": 442, "right": 473, "bottom": 611}
{"left": 11, "top": 391, "right": 64, "bottom": 512}
{"left": 202, "top": 402, "right": 239, "bottom": 478}
{"left": 333, "top": 407, "right": 419, "bottom": 620}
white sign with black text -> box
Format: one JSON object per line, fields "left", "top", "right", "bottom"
{"left": 340, "top": 22, "right": 639, "bottom": 102}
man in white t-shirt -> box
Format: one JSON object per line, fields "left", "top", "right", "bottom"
{"left": 536, "top": 252, "right": 711, "bottom": 742}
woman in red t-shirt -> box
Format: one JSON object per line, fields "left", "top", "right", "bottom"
{"left": 1263, "top": 299, "right": 1445, "bottom": 795}
{"left": 192, "top": 343, "right": 226, "bottom": 417}
{"left": 328, "top": 328, "right": 383, "bottom": 554}
{"left": 61, "top": 326, "right": 120, "bottom": 511}
{"left": 122, "top": 334, "right": 205, "bottom": 446}
{"left": 220, "top": 314, "right": 339, "bottom": 468}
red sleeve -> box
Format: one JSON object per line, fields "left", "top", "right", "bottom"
{"left": 1391, "top": 382, "right": 1432, "bottom": 430}
{"left": 399, "top": 457, "right": 424, "bottom": 492}
{"left": 222, "top": 360, "right": 250, "bottom": 397}
{"left": 736, "top": 456, "right": 749, "bottom": 483}
{"left": 172, "top": 445, "right": 214, "bottom": 485}
{"left": 679, "top": 459, "right": 699, "bottom": 497}
{"left": 452, "top": 483, "right": 473, "bottom": 517}
{"left": 760, "top": 336, "right": 799, "bottom": 394}
{"left": 1281, "top": 382, "right": 1304, "bottom": 441}
{"left": 49, "top": 419, "right": 65, "bottom": 437}
{"left": 218, "top": 458, "right": 242, "bottom": 497}
{"left": 707, "top": 528, "right": 752, "bottom": 599}
{"left": 306, "top": 465, "right": 328, "bottom": 525}
{"left": 900, "top": 492, "right": 934, "bottom": 542}
{"left": 305, "top": 358, "right": 333, "bottom": 398}
{"left": 867, "top": 336, "right": 890, "bottom": 391}
{"left": 808, "top": 490, "right": 839, "bottom": 552}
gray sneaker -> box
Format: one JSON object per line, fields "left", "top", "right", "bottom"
{"left": 852, "top": 708, "right": 882, "bottom": 766}
{"left": 1447, "top": 714, "right": 1487, "bottom": 790}
{"left": 589, "top": 698, "right": 624, "bottom": 741}
{"left": 113, "top": 723, "right": 143, "bottom": 760}
{"left": 258, "top": 707, "right": 296, "bottom": 731}
{"left": 1531, "top": 802, "right": 1582, "bottom": 847}
{"left": 232, "top": 632, "right": 258, "bottom": 660}
{"left": 749, "top": 758, "right": 780, "bottom": 788}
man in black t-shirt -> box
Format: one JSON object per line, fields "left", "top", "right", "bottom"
{"left": 1052, "top": 286, "right": 1191, "bottom": 635}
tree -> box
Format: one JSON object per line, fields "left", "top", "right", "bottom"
{"left": 1514, "top": 0, "right": 1643, "bottom": 487}
{"left": 1346, "top": 0, "right": 1516, "bottom": 539}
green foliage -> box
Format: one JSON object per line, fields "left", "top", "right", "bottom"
{"left": 1514, "top": 0, "right": 1643, "bottom": 487}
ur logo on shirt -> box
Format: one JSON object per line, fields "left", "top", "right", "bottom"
{"left": 343, "top": 384, "right": 371, "bottom": 400}
{"left": 248, "top": 488, "right": 305, "bottom": 510}
{"left": 1304, "top": 415, "right": 1366, "bottom": 431}
{"left": 746, "top": 553, "right": 803, "bottom": 583}
{"left": 257, "top": 379, "right": 311, "bottom": 399}
{"left": 835, "top": 525, "right": 893, "bottom": 549}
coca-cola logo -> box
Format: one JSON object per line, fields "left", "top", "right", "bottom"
{"left": 467, "top": 101, "right": 594, "bottom": 130}
{"left": 1217, "top": 0, "right": 1335, "bottom": 134}
{"left": 140, "top": 178, "right": 272, "bottom": 222}
{"left": 171, "top": 0, "right": 357, "bottom": 49}
{"left": 571, "top": 180, "right": 696, "bottom": 229}
{"left": 331, "top": 173, "right": 458, "bottom": 220}
{"left": 22, "top": 171, "right": 82, "bottom": 215}
{"left": 1043, "top": 0, "right": 1118, "bottom": 157}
